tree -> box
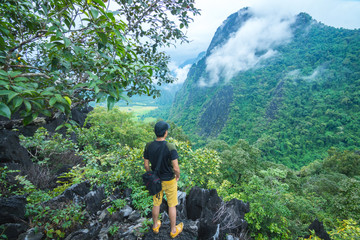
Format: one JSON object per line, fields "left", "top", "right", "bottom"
{"left": 0, "top": 0, "right": 199, "bottom": 124}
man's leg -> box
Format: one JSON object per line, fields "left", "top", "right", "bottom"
{"left": 152, "top": 192, "right": 163, "bottom": 229}
{"left": 169, "top": 206, "right": 177, "bottom": 233}
{"left": 152, "top": 205, "right": 160, "bottom": 228}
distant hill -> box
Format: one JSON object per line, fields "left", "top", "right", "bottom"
{"left": 169, "top": 8, "right": 360, "bottom": 168}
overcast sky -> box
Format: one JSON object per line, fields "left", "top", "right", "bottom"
{"left": 167, "top": 0, "right": 360, "bottom": 66}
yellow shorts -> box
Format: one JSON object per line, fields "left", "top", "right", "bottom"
{"left": 153, "top": 178, "right": 178, "bottom": 207}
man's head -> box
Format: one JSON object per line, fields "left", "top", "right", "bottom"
{"left": 154, "top": 121, "right": 170, "bottom": 138}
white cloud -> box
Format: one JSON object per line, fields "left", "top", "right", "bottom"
{"left": 200, "top": 10, "right": 295, "bottom": 86}
{"left": 167, "top": 0, "right": 360, "bottom": 66}
{"left": 168, "top": 62, "right": 191, "bottom": 85}
{"left": 197, "top": 0, "right": 360, "bottom": 87}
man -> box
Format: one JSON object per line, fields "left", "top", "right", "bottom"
{"left": 143, "top": 121, "right": 183, "bottom": 238}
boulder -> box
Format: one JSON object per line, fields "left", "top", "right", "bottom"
{"left": 18, "top": 228, "right": 44, "bottom": 240}
{"left": 119, "top": 205, "right": 133, "bottom": 219}
{"left": 0, "top": 130, "right": 32, "bottom": 169}
{"left": 211, "top": 198, "right": 249, "bottom": 239}
{"left": 128, "top": 210, "right": 141, "bottom": 222}
{"left": 186, "top": 187, "right": 222, "bottom": 221}
{"left": 43, "top": 106, "right": 93, "bottom": 136}
{"left": 305, "top": 219, "right": 331, "bottom": 240}
{"left": 177, "top": 191, "right": 187, "bottom": 221}
{"left": 84, "top": 186, "right": 106, "bottom": 215}
{"left": 0, "top": 195, "right": 27, "bottom": 224}
{"left": 1, "top": 223, "right": 27, "bottom": 240}
{"left": 186, "top": 186, "right": 249, "bottom": 240}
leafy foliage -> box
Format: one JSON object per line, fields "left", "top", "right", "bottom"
{"left": 0, "top": 0, "right": 199, "bottom": 124}
{"left": 329, "top": 219, "right": 360, "bottom": 240}
{"left": 76, "top": 107, "right": 153, "bottom": 150}
{"left": 0, "top": 166, "right": 19, "bottom": 197}
{"left": 19, "top": 127, "right": 78, "bottom": 166}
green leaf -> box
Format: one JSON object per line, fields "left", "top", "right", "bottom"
{"left": 12, "top": 96, "right": 23, "bottom": 109}
{"left": 97, "top": 32, "right": 108, "bottom": 45}
{"left": 64, "top": 96, "right": 72, "bottom": 106}
{"left": 24, "top": 100, "right": 31, "bottom": 112}
{"left": 63, "top": 37, "right": 71, "bottom": 48}
{"left": 92, "top": 0, "right": 106, "bottom": 8}
{"left": 94, "top": 85, "right": 100, "bottom": 94}
{"left": 7, "top": 91, "right": 18, "bottom": 102}
{"left": 41, "top": 109, "right": 52, "bottom": 117}
{"left": 54, "top": 103, "right": 65, "bottom": 112}
{"left": 41, "top": 91, "right": 54, "bottom": 96}
{"left": 0, "top": 70, "right": 8, "bottom": 76}
{"left": 107, "top": 96, "right": 116, "bottom": 110}
{"left": 90, "top": 7, "right": 99, "bottom": 19}
{"left": 55, "top": 94, "right": 65, "bottom": 103}
{"left": 106, "top": 12, "right": 115, "bottom": 22}
{"left": 49, "top": 97, "right": 57, "bottom": 106}
{"left": 0, "top": 80, "right": 8, "bottom": 86}
{"left": 0, "top": 102, "right": 11, "bottom": 119}
{"left": 9, "top": 71, "right": 22, "bottom": 78}
{"left": 14, "top": 77, "right": 28, "bottom": 82}
{"left": 55, "top": 124, "right": 65, "bottom": 131}
{"left": 23, "top": 112, "right": 38, "bottom": 126}
{"left": 48, "top": 25, "right": 57, "bottom": 32}
{"left": 0, "top": 90, "right": 14, "bottom": 96}
{"left": 73, "top": 46, "right": 85, "bottom": 55}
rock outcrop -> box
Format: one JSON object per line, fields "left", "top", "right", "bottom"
{"left": 1, "top": 183, "right": 250, "bottom": 240}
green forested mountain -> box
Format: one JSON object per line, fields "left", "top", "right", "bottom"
{"left": 169, "top": 9, "right": 360, "bottom": 169}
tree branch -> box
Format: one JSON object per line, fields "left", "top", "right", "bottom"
{"left": 13, "top": 73, "right": 51, "bottom": 79}
{"left": 10, "top": 65, "right": 48, "bottom": 72}
{"left": 8, "top": 30, "right": 48, "bottom": 55}
{"left": 125, "top": 0, "right": 161, "bottom": 33}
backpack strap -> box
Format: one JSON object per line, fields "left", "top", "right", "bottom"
{"left": 154, "top": 141, "right": 166, "bottom": 175}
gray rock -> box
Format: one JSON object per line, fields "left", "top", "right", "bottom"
{"left": 177, "top": 191, "right": 187, "bottom": 220}
{"left": 44, "top": 181, "right": 91, "bottom": 207}
{"left": 161, "top": 211, "right": 170, "bottom": 225}
{"left": 128, "top": 210, "right": 141, "bottom": 222}
{"left": 99, "top": 208, "right": 111, "bottom": 222}
{"left": 1, "top": 223, "right": 27, "bottom": 240}
{"left": 85, "top": 186, "right": 106, "bottom": 215}
{"left": 64, "top": 181, "right": 91, "bottom": 198}
{"left": 226, "top": 235, "right": 238, "bottom": 240}
{"left": 110, "top": 211, "right": 122, "bottom": 222}
{"left": 17, "top": 228, "right": 44, "bottom": 240}
{"left": 0, "top": 195, "right": 27, "bottom": 224}
{"left": 119, "top": 205, "right": 133, "bottom": 218}
{"left": 64, "top": 229, "right": 89, "bottom": 240}
{"left": 186, "top": 186, "right": 249, "bottom": 240}
{"left": 98, "top": 226, "right": 109, "bottom": 240}
{"left": 0, "top": 130, "right": 32, "bottom": 169}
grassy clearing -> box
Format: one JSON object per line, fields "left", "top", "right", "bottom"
{"left": 117, "top": 106, "right": 158, "bottom": 121}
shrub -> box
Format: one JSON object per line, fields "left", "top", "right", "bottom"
{"left": 19, "top": 127, "right": 78, "bottom": 167}
{"left": 329, "top": 219, "right": 360, "bottom": 240}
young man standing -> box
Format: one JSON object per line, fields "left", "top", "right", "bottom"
{"left": 143, "top": 121, "right": 183, "bottom": 238}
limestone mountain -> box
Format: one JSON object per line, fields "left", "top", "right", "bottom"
{"left": 169, "top": 8, "right": 360, "bottom": 168}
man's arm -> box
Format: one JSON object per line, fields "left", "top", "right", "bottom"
{"left": 172, "top": 159, "right": 180, "bottom": 181}
{"left": 144, "top": 158, "right": 151, "bottom": 172}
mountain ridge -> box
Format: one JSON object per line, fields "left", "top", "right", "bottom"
{"left": 169, "top": 8, "right": 360, "bottom": 168}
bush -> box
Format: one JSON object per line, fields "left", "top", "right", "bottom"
{"left": 20, "top": 127, "right": 78, "bottom": 166}
{"left": 329, "top": 219, "right": 360, "bottom": 240}
{"left": 76, "top": 107, "right": 154, "bottom": 150}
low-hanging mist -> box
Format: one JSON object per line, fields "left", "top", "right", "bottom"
{"left": 200, "top": 11, "right": 295, "bottom": 87}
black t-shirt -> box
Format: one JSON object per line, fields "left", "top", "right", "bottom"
{"left": 143, "top": 140, "right": 179, "bottom": 181}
